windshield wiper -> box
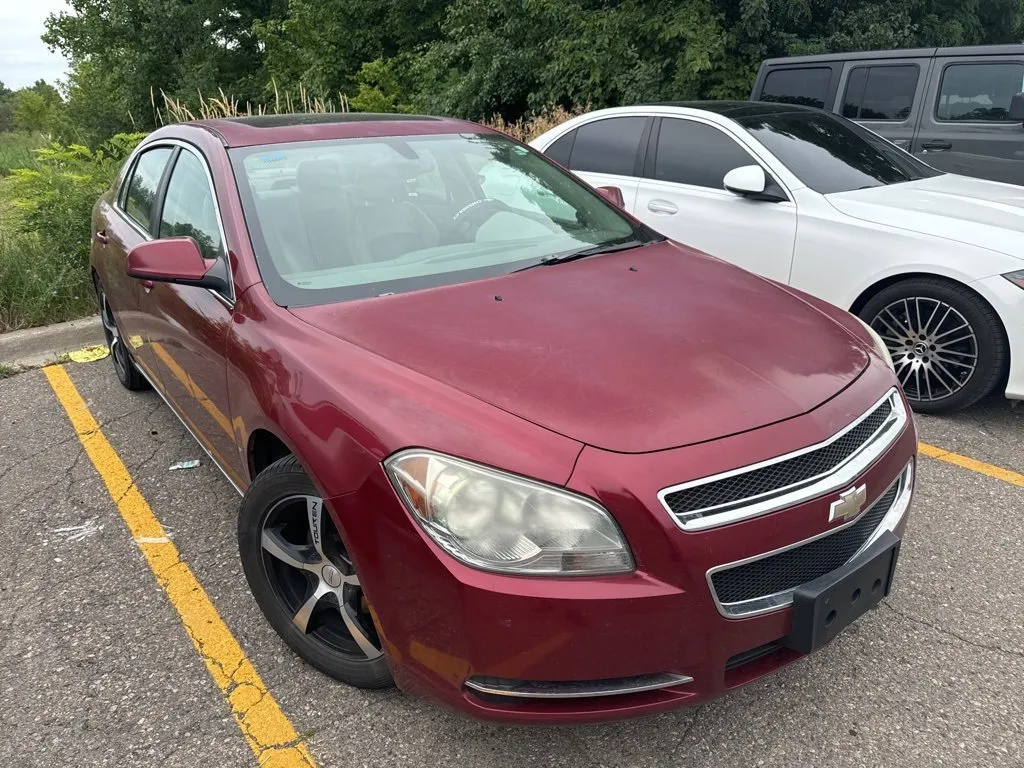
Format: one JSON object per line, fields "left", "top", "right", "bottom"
{"left": 514, "top": 238, "right": 648, "bottom": 272}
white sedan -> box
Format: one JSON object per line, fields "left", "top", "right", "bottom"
{"left": 530, "top": 102, "right": 1024, "bottom": 413}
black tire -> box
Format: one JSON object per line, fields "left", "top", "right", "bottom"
{"left": 238, "top": 455, "right": 393, "bottom": 689}
{"left": 93, "top": 275, "right": 148, "bottom": 391}
{"left": 859, "top": 277, "right": 1007, "bottom": 414}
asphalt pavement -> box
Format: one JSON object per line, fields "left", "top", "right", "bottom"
{"left": 1, "top": 359, "right": 1021, "bottom": 767}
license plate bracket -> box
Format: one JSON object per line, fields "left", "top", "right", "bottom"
{"left": 782, "top": 530, "right": 901, "bottom": 654}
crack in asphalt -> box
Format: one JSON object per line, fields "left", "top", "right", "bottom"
{"left": 883, "top": 601, "right": 1023, "bottom": 659}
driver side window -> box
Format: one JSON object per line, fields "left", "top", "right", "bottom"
{"left": 158, "top": 150, "right": 224, "bottom": 261}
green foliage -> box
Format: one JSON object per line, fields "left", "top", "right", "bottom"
{"left": 350, "top": 58, "right": 415, "bottom": 113}
{"left": 38, "top": 0, "right": 1024, "bottom": 140}
{"left": 44, "top": 0, "right": 290, "bottom": 143}
{"left": 0, "top": 133, "right": 144, "bottom": 330}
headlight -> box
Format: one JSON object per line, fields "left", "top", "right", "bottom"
{"left": 1003, "top": 270, "right": 1024, "bottom": 289}
{"left": 854, "top": 314, "right": 896, "bottom": 372}
{"left": 385, "top": 450, "right": 634, "bottom": 576}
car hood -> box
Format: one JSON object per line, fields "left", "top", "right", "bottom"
{"left": 289, "top": 241, "right": 869, "bottom": 453}
{"left": 826, "top": 175, "right": 1024, "bottom": 259}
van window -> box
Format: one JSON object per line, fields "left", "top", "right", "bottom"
{"left": 937, "top": 62, "right": 1024, "bottom": 121}
{"left": 567, "top": 117, "right": 647, "bottom": 176}
{"left": 653, "top": 119, "right": 754, "bottom": 189}
{"left": 760, "top": 68, "right": 832, "bottom": 109}
{"left": 842, "top": 65, "right": 918, "bottom": 121}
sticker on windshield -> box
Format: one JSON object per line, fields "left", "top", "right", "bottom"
{"left": 257, "top": 152, "right": 288, "bottom": 164}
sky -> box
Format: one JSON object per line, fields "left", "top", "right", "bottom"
{"left": 0, "top": 0, "right": 70, "bottom": 90}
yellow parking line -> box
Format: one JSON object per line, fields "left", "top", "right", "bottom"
{"left": 43, "top": 364, "right": 316, "bottom": 768}
{"left": 919, "top": 442, "right": 1024, "bottom": 488}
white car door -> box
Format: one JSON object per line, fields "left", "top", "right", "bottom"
{"left": 541, "top": 114, "right": 650, "bottom": 210}
{"left": 630, "top": 117, "right": 798, "bottom": 284}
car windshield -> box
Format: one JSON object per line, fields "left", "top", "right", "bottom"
{"left": 230, "top": 132, "right": 656, "bottom": 305}
{"left": 735, "top": 110, "right": 943, "bottom": 194}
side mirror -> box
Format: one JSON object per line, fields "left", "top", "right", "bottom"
{"left": 595, "top": 185, "right": 625, "bottom": 208}
{"left": 1010, "top": 92, "right": 1024, "bottom": 122}
{"left": 126, "top": 238, "right": 230, "bottom": 294}
{"left": 723, "top": 165, "right": 767, "bottom": 196}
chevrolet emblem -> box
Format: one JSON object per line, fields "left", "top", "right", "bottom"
{"left": 829, "top": 484, "right": 867, "bottom": 523}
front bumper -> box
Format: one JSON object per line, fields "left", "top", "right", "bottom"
{"left": 329, "top": 371, "right": 917, "bottom": 723}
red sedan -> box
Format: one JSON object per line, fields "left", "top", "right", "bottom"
{"left": 90, "top": 114, "right": 917, "bottom": 723}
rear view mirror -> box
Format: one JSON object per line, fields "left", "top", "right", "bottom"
{"left": 595, "top": 185, "right": 625, "bottom": 208}
{"left": 723, "top": 165, "right": 767, "bottom": 196}
{"left": 126, "top": 238, "right": 230, "bottom": 294}
{"left": 1010, "top": 93, "right": 1024, "bottom": 122}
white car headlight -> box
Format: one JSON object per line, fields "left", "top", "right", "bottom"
{"left": 854, "top": 315, "right": 896, "bottom": 372}
{"left": 385, "top": 450, "right": 634, "bottom": 576}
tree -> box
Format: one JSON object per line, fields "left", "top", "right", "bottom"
{"left": 43, "top": 0, "right": 289, "bottom": 140}
{"left": 0, "top": 81, "right": 14, "bottom": 132}
{"left": 40, "top": 0, "right": 1024, "bottom": 140}
{"left": 10, "top": 81, "right": 63, "bottom": 133}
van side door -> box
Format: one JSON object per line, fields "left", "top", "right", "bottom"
{"left": 913, "top": 55, "right": 1024, "bottom": 184}
{"left": 835, "top": 57, "right": 931, "bottom": 150}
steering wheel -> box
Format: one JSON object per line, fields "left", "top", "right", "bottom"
{"left": 450, "top": 198, "right": 566, "bottom": 242}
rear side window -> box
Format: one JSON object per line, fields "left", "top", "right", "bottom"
{"left": 842, "top": 65, "right": 919, "bottom": 120}
{"left": 937, "top": 62, "right": 1024, "bottom": 121}
{"left": 123, "top": 147, "right": 173, "bottom": 232}
{"left": 544, "top": 131, "right": 575, "bottom": 166}
{"left": 653, "top": 119, "right": 753, "bottom": 189}
{"left": 567, "top": 117, "right": 646, "bottom": 176}
{"left": 760, "top": 68, "right": 832, "bottom": 109}
{"left": 159, "top": 150, "right": 223, "bottom": 260}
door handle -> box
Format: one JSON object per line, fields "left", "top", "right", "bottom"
{"left": 94, "top": 230, "right": 109, "bottom": 245}
{"left": 647, "top": 199, "right": 679, "bottom": 215}
{"left": 921, "top": 140, "right": 952, "bottom": 152}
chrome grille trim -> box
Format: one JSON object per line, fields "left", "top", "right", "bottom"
{"left": 658, "top": 388, "right": 907, "bottom": 531}
{"left": 464, "top": 672, "right": 693, "bottom": 699}
{"left": 705, "top": 460, "right": 914, "bottom": 619}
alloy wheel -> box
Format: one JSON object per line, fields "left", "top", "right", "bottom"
{"left": 98, "top": 288, "right": 131, "bottom": 382}
{"left": 259, "top": 494, "right": 383, "bottom": 661}
{"left": 869, "top": 297, "right": 978, "bottom": 403}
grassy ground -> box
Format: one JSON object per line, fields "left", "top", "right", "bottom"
{"left": 0, "top": 132, "right": 44, "bottom": 176}
{"left": 0, "top": 226, "right": 96, "bottom": 332}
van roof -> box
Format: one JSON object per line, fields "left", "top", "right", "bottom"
{"left": 763, "top": 43, "right": 1024, "bottom": 67}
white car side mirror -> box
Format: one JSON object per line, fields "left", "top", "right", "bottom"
{"left": 723, "top": 165, "right": 767, "bottom": 197}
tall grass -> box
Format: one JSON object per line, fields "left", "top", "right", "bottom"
{"left": 155, "top": 85, "right": 348, "bottom": 124}
{"left": 0, "top": 228, "right": 96, "bottom": 331}
{"left": 481, "top": 105, "right": 583, "bottom": 142}
{"left": 156, "top": 90, "right": 578, "bottom": 142}
{"left": 0, "top": 132, "right": 46, "bottom": 175}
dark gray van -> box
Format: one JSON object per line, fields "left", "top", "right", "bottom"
{"left": 751, "top": 45, "right": 1024, "bottom": 185}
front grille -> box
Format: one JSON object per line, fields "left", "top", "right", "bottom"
{"left": 663, "top": 396, "right": 894, "bottom": 523}
{"left": 710, "top": 480, "right": 900, "bottom": 606}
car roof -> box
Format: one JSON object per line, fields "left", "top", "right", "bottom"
{"left": 186, "top": 112, "right": 489, "bottom": 148}
{"left": 762, "top": 43, "right": 1024, "bottom": 66}
{"left": 640, "top": 101, "right": 822, "bottom": 119}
